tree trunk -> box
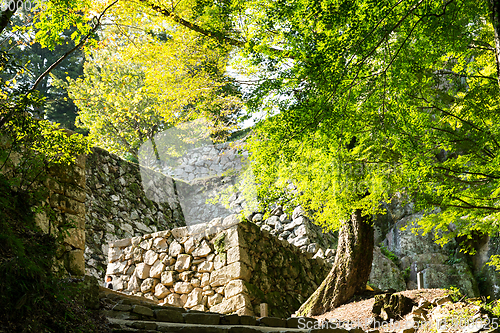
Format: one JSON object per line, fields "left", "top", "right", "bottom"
{"left": 297, "top": 209, "right": 374, "bottom": 316}
{"left": 150, "top": 136, "right": 161, "bottom": 166}
{"left": 488, "top": 0, "right": 500, "bottom": 91}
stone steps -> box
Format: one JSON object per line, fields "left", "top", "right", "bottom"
{"left": 101, "top": 287, "right": 339, "bottom": 333}
{"left": 108, "top": 318, "right": 310, "bottom": 332}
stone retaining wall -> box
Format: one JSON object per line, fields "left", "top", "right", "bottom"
{"left": 164, "top": 141, "right": 247, "bottom": 181}
{"left": 252, "top": 206, "right": 337, "bottom": 266}
{"left": 85, "top": 147, "right": 186, "bottom": 280}
{"left": 105, "top": 216, "right": 331, "bottom": 318}
{"left": 42, "top": 154, "right": 87, "bottom": 276}
{"left": 0, "top": 134, "right": 87, "bottom": 277}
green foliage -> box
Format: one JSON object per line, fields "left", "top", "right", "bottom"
{"left": 402, "top": 266, "right": 411, "bottom": 283}
{"left": 0, "top": 174, "right": 105, "bottom": 332}
{"left": 0, "top": 48, "right": 99, "bottom": 331}
{"left": 481, "top": 299, "right": 500, "bottom": 317}
{"left": 56, "top": 3, "right": 244, "bottom": 161}
{"left": 487, "top": 255, "right": 500, "bottom": 272}
{"left": 60, "top": 51, "right": 167, "bottom": 159}
{"left": 379, "top": 244, "right": 399, "bottom": 266}
{"left": 446, "top": 285, "right": 465, "bottom": 302}
{"left": 1, "top": 11, "right": 86, "bottom": 132}
{"left": 446, "top": 256, "right": 463, "bottom": 265}
{"left": 193, "top": 0, "right": 500, "bottom": 241}
{"left": 214, "top": 233, "right": 226, "bottom": 253}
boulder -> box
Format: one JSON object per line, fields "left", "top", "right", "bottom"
{"left": 198, "top": 261, "right": 214, "bottom": 273}
{"left": 369, "top": 246, "right": 406, "bottom": 292}
{"left": 372, "top": 293, "right": 414, "bottom": 321}
{"left": 144, "top": 250, "right": 159, "bottom": 266}
{"left": 140, "top": 277, "right": 157, "bottom": 293}
{"left": 164, "top": 293, "right": 182, "bottom": 307}
{"left": 174, "top": 281, "right": 194, "bottom": 294}
{"left": 161, "top": 270, "right": 177, "bottom": 286}
{"left": 184, "top": 288, "right": 203, "bottom": 308}
{"left": 134, "top": 263, "right": 151, "bottom": 279}
{"left": 169, "top": 240, "right": 184, "bottom": 257}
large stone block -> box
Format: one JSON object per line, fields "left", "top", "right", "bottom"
{"left": 110, "top": 238, "right": 132, "bottom": 248}
{"left": 369, "top": 246, "right": 405, "bottom": 292}
{"left": 65, "top": 249, "right": 85, "bottom": 276}
{"left": 174, "top": 281, "right": 194, "bottom": 294}
{"left": 144, "top": 250, "right": 159, "bottom": 266}
{"left": 161, "top": 270, "right": 177, "bottom": 286}
{"left": 150, "top": 259, "right": 166, "bottom": 279}
{"left": 209, "top": 293, "right": 252, "bottom": 314}
{"left": 64, "top": 226, "right": 85, "bottom": 250}
{"left": 210, "top": 262, "right": 251, "bottom": 287}
{"left": 164, "top": 293, "right": 182, "bottom": 307}
{"left": 169, "top": 240, "right": 184, "bottom": 257}
{"left": 135, "top": 263, "right": 151, "bottom": 279}
{"left": 108, "top": 246, "right": 122, "bottom": 263}
{"left": 198, "top": 261, "right": 214, "bottom": 273}
{"left": 224, "top": 279, "right": 248, "bottom": 299}
{"left": 106, "top": 260, "right": 128, "bottom": 275}
{"left": 226, "top": 246, "right": 250, "bottom": 265}
{"left": 127, "top": 275, "right": 141, "bottom": 292}
{"left": 154, "top": 283, "right": 170, "bottom": 298}
{"left": 192, "top": 240, "right": 212, "bottom": 257}
{"left": 184, "top": 288, "right": 203, "bottom": 308}
{"left": 225, "top": 226, "right": 248, "bottom": 249}
{"left": 140, "top": 277, "right": 157, "bottom": 293}
{"left": 208, "top": 293, "right": 223, "bottom": 307}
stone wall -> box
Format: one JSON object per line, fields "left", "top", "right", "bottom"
{"left": 163, "top": 140, "right": 249, "bottom": 226}
{"left": 105, "top": 216, "right": 331, "bottom": 318}
{"left": 0, "top": 133, "right": 87, "bottom": 277}
{"left": 85, "top": 147, "right": 186, "bottom": 280}
{"left": 41, "top": 155, "right": 87, "bottom": 276}
{"left": 251, "top": 206, "right": 337, "bottom": 265}
{"left": 164, "top": 141, "right": 247, "bottom": 181}
{"left": 175, "top": 176, "right": 238, "bottom": 226}
{"left": 239, "top": 220, "right": 331, "bottom": 318}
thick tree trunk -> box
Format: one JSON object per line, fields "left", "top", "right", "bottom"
{"left": 488, "top": 0, "right": 500, "bottom": 91}
{"left": 297, "top": 209, "right": 374, "bottom": 316}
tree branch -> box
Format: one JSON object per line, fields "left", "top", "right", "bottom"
{"left": 30, "top": 0, "right": 118, "bottom": 91}
{"left": 139, "top": 0, "right": 289, "bottom": 58}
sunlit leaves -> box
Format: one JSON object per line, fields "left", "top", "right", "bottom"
{"left": 229, "top": 0, "right": 500, "bottom": 242}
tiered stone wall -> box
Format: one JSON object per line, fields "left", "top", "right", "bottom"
{"left": 252, "top": 206, "right": 337, "bottom": 265}
{"left": 175, "top": 176, "right": 240, "bottom": 225}
{"left": 85, "top": 147, "right": 186, "bottom": 280}
{"left": 165, "top": 141, "right": 247, "bottom": 181}
{"left": 163, "top": 140, "right": 248, "bottom": 226}
{"left": 105, "top": 216, "right": 331, "bottom": 318}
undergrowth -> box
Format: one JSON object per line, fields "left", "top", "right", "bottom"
{"left": 0, "top": 175, "right": 109, "bottom": 332}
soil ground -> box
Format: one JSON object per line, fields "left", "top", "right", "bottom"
{"left": 310, "top": 289, "right": 449, "bottom": 331}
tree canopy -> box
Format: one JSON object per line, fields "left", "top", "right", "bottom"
{"left": 226, "top": 0, "right": 500, "bottom": 244}
{"left": 12, "top": 0, "right": 500, "bottom": 243}
{"left": 3, "top": 0, "right": 500, "bottom": 317}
